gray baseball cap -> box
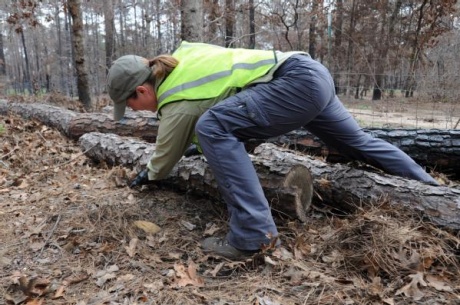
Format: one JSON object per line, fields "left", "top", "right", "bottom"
{"left": 107, "top": 55, "right": 152, "bottom": 120}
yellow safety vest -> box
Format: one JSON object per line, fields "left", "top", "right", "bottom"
{"left": 157, "top": 41, "right": 277, "bottom": 112}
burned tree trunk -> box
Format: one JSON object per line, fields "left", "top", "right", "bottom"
{"left": 78, "top": 132, "right": 460, "bottom": 230}
{"left": 78, "top": 132, "right": 314, "bottom": 222}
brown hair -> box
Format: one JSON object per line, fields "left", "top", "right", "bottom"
{"left": 148, "top": 55, "right": 179, "bottom": 82}
{"left": 128, "top": 54, "right": 179, "bottom": 99}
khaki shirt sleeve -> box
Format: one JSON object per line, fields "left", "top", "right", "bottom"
{"left": 146, "top": 99, "right": 216, "bottom": 180}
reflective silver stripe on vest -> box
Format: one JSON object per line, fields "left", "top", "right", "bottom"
{"left": 159, "top": 58, "right": 276, "bottom": 103}
{"left": 180, "top": 42, "right": 224, "bottom": 49}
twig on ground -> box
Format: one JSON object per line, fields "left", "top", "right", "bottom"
{"left": 37, "top": 131, "right": 48, "bottom": 143}
{"left": 454, "top": 118, "right": 460, "bottom": 129}
{"left": 52, "top": 144, "right": 96, "bottom": 169}
{"left": 0, "top": 146, "right": 20, "bottom": 160}
{"left": 38, "top": 214, "right": 62, "bottom": 257}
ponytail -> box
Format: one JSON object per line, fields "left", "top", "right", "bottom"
{"left": 148, "top": 55, "right": 179, "bottom": 82}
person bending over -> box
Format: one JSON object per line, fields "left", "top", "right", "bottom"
{"left": 107, "top": 41, "right": 437, "bottom": 260}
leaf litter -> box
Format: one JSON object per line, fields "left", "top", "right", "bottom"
{"left": 1, "top": 108, "right": 460, "bottom": 304}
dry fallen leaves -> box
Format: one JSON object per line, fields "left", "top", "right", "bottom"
{"left": 203, "top": 222, "right": 220, "bottom": 236}
{"left": 171, "top": 260, "right": 204, "bottom": 288}
{"left": 93, "top": 265, "right": 119, "bottom": 287}
{"left": 395, "top": 272, "right": 427, "bottom": 301}
{"left": 207, "top": 262, "right": 225, "bottom": 277}
{"left": 25, "top": 299, "right": 44, "bottom": 305}
{"left": 125, "top": 237, "right": 139, "bottom": 257}
{"left": 133, "top": 220, "right": 161, "bottom": 234}
{"left": 180, "top": 220, "right": 196, "bottom": 231}
{"left": 143, "top": 280, "right": 165, "bottom": 293}
{"left": 52, "top": 274, "right": 89, "bottom": 299}
{"left": 369, "top": 276, "right": 384, "bottom": 297}
{"left": 18, "top": 276, "right": 51, "bottom": 297}
{"left": 426, "top": 274, "right": 453, "bottom": 292}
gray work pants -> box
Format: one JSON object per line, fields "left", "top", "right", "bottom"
{"left": 195, "top": 54, "right": 436, "bottom": 251}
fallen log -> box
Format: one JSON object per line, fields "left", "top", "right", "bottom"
{"left": 2, "top": 100, "right": 459, "bottom": 176}
{"left": 99, "top": 106, "right": 460, "bottom": 178}
{"left": 272, "top": 128, "right": 460, "bottom": 178}
{"left": 79, "top": 132, "right": 460, "bottom": 230}
{"left": 78, "top": 132, "right": 314, "bottom": 222}
{"left": 0, "top": 100, "right": 159, "bottom": 142}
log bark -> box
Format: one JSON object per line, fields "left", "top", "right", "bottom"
{"left": 78, "top": 132, "right": 460, "bottom": 230}
{"left": 78, "top": 132, "right": 314, "bottom": 222}
{"left": 2, "top": 100, "right": 459, "bottom": 175}
{"left": 0, "top": 100, "right": 159, "bottom": 142}
{"left": 273, "top": 128, "right": 460, "bottom": 177}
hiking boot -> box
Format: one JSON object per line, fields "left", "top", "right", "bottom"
{"left": 201, "top": 237, "right": 258, "bottom": 260}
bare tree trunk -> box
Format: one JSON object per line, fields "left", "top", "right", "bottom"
{"left": 44, "top": 46, "right": 51, "bottom": 92}
{"left": 372, "top": 0, "right": 402, "bottom": 101}
{"left": 19, "top": 31, "right": 32, "bottom": 94}
{"left": 12, "top": 41, "right": 22, "bottom": 93}
{"left": 0, "top": 29, "right": 5, "bottom": 95}
{"left": 248, "top": 0, "right": 255, "bottom": 49}
{"left": 332, "top": 0, "right": 343, "bottom": 91}
{"left": 143, "top": 0, "right": 153, "bottom": 49}
{"left": 140, "top": 1, "right": 146, "bottom": 47}
{"left": 90, "top": 10, "right": 101, "bottom": 95}
{"left": 32, "top": 28, "right": 41, "bottom": 94}
{"left": 181, "top": 0, "right": 203, "bottom": 42}
{"left": 54, "top": 2, "right": 66, "bottom": 94}
{"left": 65, "top": 4, "right": 75, "bottom": 96}
{"left": 68, "top": 0, "right": 92, "bottom": 110}
{"left": 372, "top": 7, "right": 387, "bottom": 101}
{"left": 171, "top": 2, "right": 180, "bottom": 50}
{"left": 132, "top": 2, "right": 139, "bottom": 47}
{"left": 203, "top": 0, "right": 220, "bottom": 43}
{"left": 345, "top": 0, "right": 357, "bottom": 97}
{"left": 103, "top": 0, "right": 115, "bottom": 72}
{"left": 0, "top": 31, "right": 6, "bottom": 76}
{"left": 405, "top": 0, "right": 428, "bottom": 98}
{"left": 225, "top": 0, "right": 235, "bottom": 47}
{"left": 309, "top": 0, "right": 317, "bottom": 59}
{"left": 155, "top": 0, "right": 162, "bottom": 52}
{"left": 118, "top": 0, "right": 125, "bottom": 49}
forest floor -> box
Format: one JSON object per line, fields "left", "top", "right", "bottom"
{"left": 1, "top": 95, "right": 460, "bottom": 305}
{"left": 342, "top": 96, "right": 460, "bottom": 130}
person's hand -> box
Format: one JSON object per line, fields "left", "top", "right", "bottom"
{"left": 130, "top": 168, "right": 150, "bottom": 188}
{"left": 184, "top": 144, "right": 201, "bottom": 157}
